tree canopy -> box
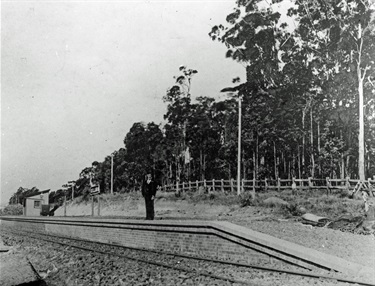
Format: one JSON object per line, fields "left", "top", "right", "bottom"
{"left": 8, "top": 1, "right": 375, "bottom": 203}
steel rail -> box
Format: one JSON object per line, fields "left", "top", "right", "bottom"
{"left": 3, "top": 228, "right": 375, "bottom": 286}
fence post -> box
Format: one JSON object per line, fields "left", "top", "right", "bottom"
{"left": 196, "top": 180, "right": 199, "bottom": 192}
{"left": 326, "top": 177, "right": 331, "bottom": 195}
{"left": 176, "top": 181, "right": 179, "bottom": 195}
{"left": 253, "top": 177, "right": 256, "bottom": 192}
{"left": 277, "top": 177, "right": 281, "bottom": 192}
{"left": 189, "top": 181, "right": 192, "bottom": 191}
{"left": 221, "top": 179, "right": 224, "bottom": 192}
{"left": 346, "top": 177, "right": 350, "bottom": 192}
{"left": 230, "top": 178, "right": 234, "bottom": 193}
{"left": 308, "top": 177, "right": 313, "bottom": 190}
{"left": 204, "top": 179, "right": 207, "bottom": 192}
{"left": 182, "top": 182, "right": 185, "bottom": 193}
{"left": 241, "top": 178, "right": 245, "bottom": 193}
{"left": 292, "top": 177, "right": 296, "bottom": 195}
{"left": 212, "top": 179, "right": 215, "bottom": 192}
{"left": 250, "top": 179, "right": 256, "bottom": 199}
{"left": 264, "top": 178, "right": 268, "bottom": 192}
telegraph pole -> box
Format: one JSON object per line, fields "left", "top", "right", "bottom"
{"left": 237, "top": 96, "right": 242, "bottom": 196}
{"left": 220, "top": 84, "right": 243, "bottom": 195}
{"left": 111, "top": 153, "right": 114, "bottom": 195}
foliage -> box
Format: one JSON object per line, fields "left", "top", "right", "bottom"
{"left": 239, "top": 192, "right": 263, "bottom": 207}
{"left": 283, "top": 203, "right": 305, "bottom": 217}
{"left": 8, "top": 187, "right": 40, "bottom": 205}
{"left": 0, "top": 204, "right": 23, "bottom": 216}
{"left": 7, "top": 2, "right": 375, "bottom": 202}
{"left": 49, "top": 189, "right": 67, "bottom": 205}
{"left": 209, "top": 0, "right": 375, "bottom": 180}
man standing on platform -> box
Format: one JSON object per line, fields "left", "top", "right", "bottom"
{"left": 142, "top": 173, "right": 157, "bottom": 220}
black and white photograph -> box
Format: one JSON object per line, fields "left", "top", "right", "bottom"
{"left": 1, "top": 0, "right": 375, "bottom": 285}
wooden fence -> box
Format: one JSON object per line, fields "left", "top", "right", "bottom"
{"left": 160, "top": 176, "right": 375, "bottom": 194}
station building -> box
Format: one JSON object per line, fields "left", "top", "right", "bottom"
{"left": 24, "top": 189, "right": 50, "bottom": 216}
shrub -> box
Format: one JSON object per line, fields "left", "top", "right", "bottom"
{"left": 285, "top": 203, "right": 306, "bottom": 216}
{"left": 239, "top": 193, "right": 262, "bottom": 207}
{"left": 0, "top": 204, "right": 23, "bottom": 216}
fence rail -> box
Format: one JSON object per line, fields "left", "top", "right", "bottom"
{"left": 160, "top": 176, "right": 375, "bottom": 194}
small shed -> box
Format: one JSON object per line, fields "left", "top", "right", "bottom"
{"left": 24, "top": 190, "right": 50, "bottom": 216}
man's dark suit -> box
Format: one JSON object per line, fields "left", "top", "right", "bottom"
{"left": 142, "top": 179, "right": 157, "bottom": 220}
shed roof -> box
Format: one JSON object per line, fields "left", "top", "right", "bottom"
{"left": 24, "top": 189, "right": 50, "bottom": 199}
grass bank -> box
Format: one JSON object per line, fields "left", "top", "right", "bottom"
{"left": 60, "top": 188, "right": 366, "bottom": 220}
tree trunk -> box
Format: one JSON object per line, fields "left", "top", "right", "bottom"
{"left": 341, "top": 154, "right": 345, "bottom": 179}
{"left": 176, "top": 157, "right": 179, "bottom": 183}
{"left": 188, "top": 160, "right": 191, "bottom": 181}
{"left": 253, "top": 152, "right": 256, "bottom": 180}
{"left": 340, "top": 131, "right": 345, "bottom": 179}
{"left": 317, "top": 119, "right": 321, "bottom": 177}
{"left": 292, "top": 154, "right": 296, "bottom": 179}
{"left": 200, "top": 149, "right": 203, "bottom": 181}
{"left": 310, "top": 108, "right": 315, "bottom": 177}
{"left": 317, "top": 119, "right": 321, "bottom": 154}
{"left": 228, "top": 163, "right": 231, "bottom": 180}
{"left": 346, "top": 155, "right": 351, "bottom": 179}
{"left": 357, "top": 22, "right": 365, "bottom": 181}
{"left": 242, "top": 149, "right": 246, "bottom": 180}
{"left": 358, "top": 69, "right": 365, "bottom": 181}
{"left": 297, "top": 145, "right": 301, "bottom": 179}
{"left": 203, "top": 154, "right": 207, "bottom": 180}
{"left": 302, "top": 110, "right": 305, "bottom": 172}
{"left": 274, "top": 141, "right": 278, "bottom": 179}
{"left": 256, "top": 133, "right": 259, "bottom": 179}
{"left": 169, "top": 161, "right": 172, "bottom": 181}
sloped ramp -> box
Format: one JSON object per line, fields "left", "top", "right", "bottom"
{"left": 211, "top": 221, "right": 373, "bottom": 277}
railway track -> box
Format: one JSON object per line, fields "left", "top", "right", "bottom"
{"left": 1, "top": 228, "right": 374, "bottom": 286}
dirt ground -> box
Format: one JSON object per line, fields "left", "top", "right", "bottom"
{"left": 54, "top": 192, "right": 375, "bottom": 277}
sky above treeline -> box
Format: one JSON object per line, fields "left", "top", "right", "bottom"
{"left": 1, "top": 0, "right": 248, "bottom": 205}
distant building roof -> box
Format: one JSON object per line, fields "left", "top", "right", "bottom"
{"left": 24, "top": 189, "right": 50, "bottom": 199}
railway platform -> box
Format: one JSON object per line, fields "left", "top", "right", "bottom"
{"left": 1, "top": 215, "right": 373, "bottom": 282}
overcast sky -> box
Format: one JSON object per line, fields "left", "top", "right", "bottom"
{"left": 1, "top": 0, "right": 246, "bottom": 205}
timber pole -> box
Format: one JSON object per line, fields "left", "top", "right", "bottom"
{"left": 111, "top": 153, "right": 114, "bottom": 195}
{"left": 237, "top": 96, "right": 242, "bottom": 196}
